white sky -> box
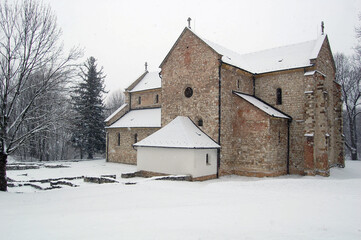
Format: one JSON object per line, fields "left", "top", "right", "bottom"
{"left": 44, "top": 0, "right": 361, "bottom": 96}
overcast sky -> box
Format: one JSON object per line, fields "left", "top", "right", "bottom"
{"left": 45, "top": 0, "right": 361, "bottom": 96}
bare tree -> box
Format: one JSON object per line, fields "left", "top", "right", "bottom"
{"left": 335, "top": 53, "right": 361, "bottom": 160}
{"left": 0, "top": 0, "right": 81, "bottom": 191}
{"left": 105, "top": 89, "right": 125, "bottom": 117}
{"left": 355, "top": 13, "right": 361, "bottom": 59}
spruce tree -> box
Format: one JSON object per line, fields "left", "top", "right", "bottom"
{"left": 72, "top": 57, "right": 106, "bottom": 159}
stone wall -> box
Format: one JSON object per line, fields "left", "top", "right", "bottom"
{"left": 231, "top": 96, "right": 288, "bottom": 176}
{"left": 106, "top": 127, "right": 160, "bottom": 164}
{"left": 219, "top": 64, "right": 253, "bottom": 175}
{"left": 160, "top": 28, "right": 221, "bottom": 142}
{"left": 314, "top": 37, "right": 344, "bottom": 168}
{"left": 255, "top": 69, "right": 309, "bottom": 174}
{"left": 333, "top": 81, "right": 344, "bottom": 167}
{"left": 129, "top": 88, "right": 161, "bottom": 110}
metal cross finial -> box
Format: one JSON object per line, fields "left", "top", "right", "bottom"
{"left": 187, "top": 17, "right": 192, "bottom": 29}
{"left": 321, "top": 21, "right": 324, "bottom": 35}
{"left": 145, "top": 62, "right": 148, "bottom": 71}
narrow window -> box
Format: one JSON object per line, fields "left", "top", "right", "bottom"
{"left": 138, "top": 96, "right": 141, "bottom": 105}
{"left": 155, "top": 94, "right": 159, "bottom": 103}
{"left": 206, "top": 154, "right": 210, "bottom": 165}
{"left": 134, "top": 133, "right": 138, "bottom": 143}
{"left": 237, "top": 79, "right": 240, "bottom": 89}
{"left": 198, "top": 119, "right": 203, "bottom": 127}
{"left": 117, "top": 133, "right": 121, "bottom": 146}
{"left": 276, "top": 88, "right": 282, "bottom": 105}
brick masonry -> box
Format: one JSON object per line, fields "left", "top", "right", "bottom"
{"left": 106, "top": 127, "right": 159, "bottom": 164}
{"left": 105, "top": 28, "right": 344, "bottom": 178}
{"left": 160, "top": 29, "right": 221, "bottom": 142}
{"left": 129, "top": 89, "right": 161, "bottom": 110}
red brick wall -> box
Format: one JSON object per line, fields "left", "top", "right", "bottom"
{"left": 231, "top": 96, "right": 288, "bottom": 176}
{"left": 161, "top": 29, "right": 221, "bottom": 142}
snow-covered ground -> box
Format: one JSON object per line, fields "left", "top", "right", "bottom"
{"left": 1, "top": 159, "right": 361, "bottom": 240}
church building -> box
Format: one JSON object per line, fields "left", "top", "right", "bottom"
{"left": 105, "top": 25, "right": 344, "bottom": 180}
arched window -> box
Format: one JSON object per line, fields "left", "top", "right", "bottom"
{"left": 134, "top": 133, "right": 138, "bottom": 143}
{"left": 198, "top": 118, "right": 203, "bottom": 127}
{"left": 117, "top": 133, "right": 121, "bottom": 146}
{"left": 138, "top": 96, "right": 141, "bottom": 105}
{"left": 155, "top": 94, "right": 159, "bottom": 103}
{"left": 276, "top": 88, "right": 282, "bottom": 105}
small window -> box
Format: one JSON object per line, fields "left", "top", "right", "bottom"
{"left": 276, "top": 88, "right": 282, "bottom": 105}
{"left": 237, "top": 79, "right": 240, "bottom": 89}
{"left": 134, "top": 133, "right": 138, "bottom": 143}
{"left": 117, "top": 133, "right": 121, "bottom": 146}
{"left": 155, "top": 94, "right": 159, "bottom": 103}
{"left": 184, "top": 87, "right": 193, "bottom": 98}
{"left": 138, "top": 96, "right": 141, "bottom": 105}
{"left": 206, "top": 154, "right": 210, "bottom": 165}
{"left": 198, "top": 119, "right": 203, "bottom": 127}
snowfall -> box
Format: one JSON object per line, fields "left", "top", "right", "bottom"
{"left": 1, "top": 158, "right": 360, "bottom": 240}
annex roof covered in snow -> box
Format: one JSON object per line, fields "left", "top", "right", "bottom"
{"left": 234, "top": 92, "right": 291, "bottom": 119}
{"left": 106, "top": 108, "right": 161, "bottom": 128}
{"left": 104, "top": 103, "right": 128, "bottom": 122}
{"left": 182, "top": 28, "right": 326, "bottom": 74}
{"left": 128, "top": 72, "right": 161, "bottom": 93}
{"left": 134, "top": 116, "right": 220, "bottom": 149}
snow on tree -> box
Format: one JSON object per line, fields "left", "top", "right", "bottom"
{"left": 335, "top": 53, "right": 360, "bottom": 160}
{"left": 71, "top": 57, "right": 106, "bottom": 159}
{"left": 0, "top": 0, "right": 81, "bottom": 191}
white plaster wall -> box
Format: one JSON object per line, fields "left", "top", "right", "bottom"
{"left": 136, "top": 147, "right": 217, "bottom": 178}
{"left": 193, "top": 149, "right": 217, "bottom": 178}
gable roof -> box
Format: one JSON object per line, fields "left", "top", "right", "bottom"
{"left": 134, "top": 116, "right": 220, "bottom": 149}
{"left": 233, "top": 92, "right": 291, "bottom": 119}
{"left": 106, "top": 108, "right": 161, "bottom": 128}
{"left": 204, "top": 34, "right": 326, "bottom": 74}
{"left": 160, "top": 27, "right": 327, "bottom": 74}
{"left": 104, "top": 103, "right": 128, "bottom": 123}
{"left": 126, "top": 71, "right": 161, "bottom": 93}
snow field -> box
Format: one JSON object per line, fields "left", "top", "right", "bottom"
{"left": 1, "top": 159, "right": 361, "bottom": 240}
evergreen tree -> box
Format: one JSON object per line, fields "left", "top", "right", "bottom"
{"left": 72, "top": 57, "right": 106, "bottom": 159}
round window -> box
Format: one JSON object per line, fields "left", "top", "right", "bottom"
{"left": 184, "top": 87, "right": 193, "bottom": 98}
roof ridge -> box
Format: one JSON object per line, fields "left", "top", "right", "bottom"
{"left": 189, "top": 27, "right": 322, "bottom": 58}
{"left": 240, "top": 38, "right": 318, "bottom": 57}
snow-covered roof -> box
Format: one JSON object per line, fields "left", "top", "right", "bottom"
{"left": 128, "top": 72, "right": 161, "bottom": 92}
{"left": 304, "top": 70, "right": 326, "bottom": 77}
{"left": 106, "top": 108, "right": 161, "bottom": 128}
{"left": 104, "top": 104, "right": 128, "bottom": 122}
{"left": 234, "top": 92, "right": 291, "bottom": 119}
{"left": 191, "top": 28, "right": 326, "bottom": 74}
{"left": 134, "top": 116, "right": 220, "bottom": 149}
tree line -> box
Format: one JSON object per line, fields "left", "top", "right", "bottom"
{"left": 0, "top": 0, "right": 124, "bottom": 191}
{"left": 335, "top": 14, "right": 361, "bottom": 161}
